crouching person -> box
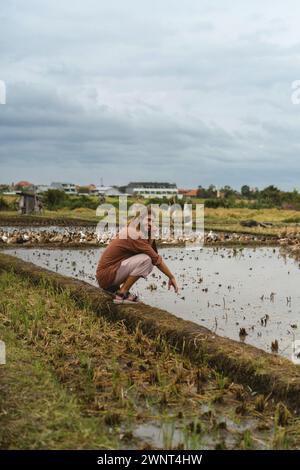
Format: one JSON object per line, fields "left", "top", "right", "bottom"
{"left": 96, "top": 213, "right": 178, "bottom": 304}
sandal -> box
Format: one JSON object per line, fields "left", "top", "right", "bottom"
{"left": 113, "top": 291, "right": 142, "bottom": 304}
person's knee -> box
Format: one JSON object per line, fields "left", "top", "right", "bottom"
{"left": 134, "top": 254, "right": 153, "bottom": 276}
{"left": 141, "top": 254, "right": 153, "bottom": 275}
{"left": 139, "top": 254, "right": 152, "bottom": 267}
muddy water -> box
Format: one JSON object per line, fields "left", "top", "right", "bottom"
{"left": 5, "top": 246, "right": 300, "bottom": 359}
{"left": 131, "top": 407, "right": 264, "bottom": 449}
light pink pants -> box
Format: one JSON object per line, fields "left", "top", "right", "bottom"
{"left": 113, "top": 254, "right": 154, "bottom": 286}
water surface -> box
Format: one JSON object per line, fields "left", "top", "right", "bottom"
{"left": 5, "top": 246, "right": 300, "bottom": 359}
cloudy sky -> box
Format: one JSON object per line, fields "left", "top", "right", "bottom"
{"left": 1, "top": 0, "right": 300, "bottom": 189}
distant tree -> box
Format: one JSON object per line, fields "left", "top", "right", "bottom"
{"left": 0, "top": 185, "right": 10, "bottom": 194}
{"left": 197, "top": 184, "right": 217, "bottom": 198}
{"left": 207, "top": 184, "right": 217, "bottom": 197}
{"left": 220, "top": 185, "right": 236, "bottom": 198}
{"left": 197, "top": 186, "right": 206, "bottom": 198}
{"left": 241, "top": 185, "right": 251, "bottom": 198}
{"left": 259, "top": 185, "right": 282, "bottom": 206}
{"left": 43, "top": 189, "right": 67, "bottom": 210}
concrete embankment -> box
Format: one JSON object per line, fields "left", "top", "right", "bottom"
{"left": 1, "top": 252, "right": 300, "bottom": 411}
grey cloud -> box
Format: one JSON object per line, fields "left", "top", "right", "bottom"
{"left": 1, "top": 0, "right": 300, "bottom": 188}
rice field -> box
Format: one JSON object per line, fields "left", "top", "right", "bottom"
{"left": 6, "top": 246, "right": 300, "bottom": 359}
{"left": 2, "top": 211, "right": 300, "bottom": 450}
{"left": 1, "top": 270, "right": 300, "bottom": 450}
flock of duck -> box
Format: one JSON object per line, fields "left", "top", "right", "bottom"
{"left": 0, "top": 227, "right": 290, "bottom": 247}
{"left": 0, "top": 228, "right": 198, "bottom": 246}
{"left": 0, "top": 228, "right": 101, "bottom": 245}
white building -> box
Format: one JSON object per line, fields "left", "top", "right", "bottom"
{"left": 126, "top": 182, "right": 179, "bottom": 199}
{"left": 96, "top": 186, "right": 124, "bottom": 197}
{"left": 36, "top": 185, "right": 51, "bottom": 194}
{"left": 51, "top": 182, "right": 77, "bottom": 195}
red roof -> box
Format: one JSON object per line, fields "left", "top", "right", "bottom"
{"left": 179, "top": 189, "right": 198, "bottom": 197}
{"left": 185, "top": 189, "right": 198, "bottom": 197}
{"left": 15, "top": 181, "right": 33, "bottom": 187}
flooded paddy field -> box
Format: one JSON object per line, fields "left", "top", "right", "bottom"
{"left": 5, "top": 246, "right": 300, "bottom": 360}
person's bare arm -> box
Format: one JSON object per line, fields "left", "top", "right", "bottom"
{"left": 157, "top": 259, "right": 179, "bottom": 293}
{"left": 130, "top": 237, "right": 178, "bottom": 292}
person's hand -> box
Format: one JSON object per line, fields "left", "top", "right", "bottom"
{"left": 168, "top": 276, "right": 179, "bottom": 293}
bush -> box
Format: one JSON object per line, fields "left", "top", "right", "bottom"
{"left": 205, "top": 199, "right": 228, "bottom": 208}
{"left": 42, "top": 190, "right": 101, "bottom": 211}
{"left": 67, "top": 196, "right": 99, "bottom": 210}
{"left": 0, "top": 196, "right": 10, "bottom": 211}
{"left": 42, "top": 190, "right": 68, "bottom": 210}
{"left": 146, "top": 196, "right": 187, "bottom": 208}
{"left": 282, "top": 216, "right": 300, "bottom": 224}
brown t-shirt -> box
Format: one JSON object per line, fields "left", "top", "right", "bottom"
{"left": 96, "top": 227, "right": 162, "bottom": 289}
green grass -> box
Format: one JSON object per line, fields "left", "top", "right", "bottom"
{"left": 0, "top": 329, "right": 116, "bottom": 449}
{"left": 282, "top": 216, "right": 300, "bottom": 224}
{"left": 1, "top": 270, "right": 300, "bottom": 449}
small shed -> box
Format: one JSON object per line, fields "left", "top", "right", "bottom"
{"left": 18, "top": 192, "right": 43, "bottom": 215}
